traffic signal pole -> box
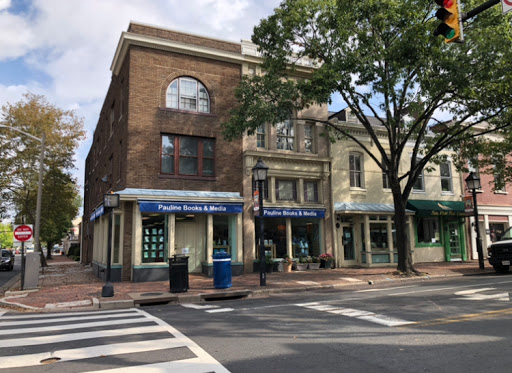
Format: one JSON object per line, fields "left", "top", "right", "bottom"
{"left": 462, "top": 0, "right": 500, "bottom": 22}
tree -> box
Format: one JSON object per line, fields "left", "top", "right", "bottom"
{"left": 0, "top": 222, "right": 13, "bottom": 249}
{"left": 222, "top": 0, "right": 512, "bottom": 274}
{"left": 0, "top": 92, "right": 85, "bottom": 259}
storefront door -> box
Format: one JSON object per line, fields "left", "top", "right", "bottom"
{"left": 446, "top": 222, "right": 461, "bottom": 260}
{"left": 175, "top": 215, "right": 206, "bottom": 272}
{"left": 339, "top": 225, "right": 357, "bottom": 265}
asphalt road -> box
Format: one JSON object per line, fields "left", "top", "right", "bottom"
{"left": 144, "top": 274, "right": 512, "bottom": 373}
{"left": 0, "top": 253, "right": 20, "bottom": 290}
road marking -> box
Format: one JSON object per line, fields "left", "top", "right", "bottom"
{"left": 206, "top": 308, "right": 234, "bottom": 313}
{"left": 388, "top": 280, "right": 512, "bottom": 296}
{"left": 0, "top": 311, "right": 142, "bottom": 327}
{"left": 400, "top": 308, "right": 512, "bottom": 328}
{"left": 357, "top": 285, "right": 416, "bottom": 293}
{"left": 454, "top": 288, "right": 510, "bottom": 301}
{"left": 296, "top": 281, "right": 320, "bottom": 285}
{"left": 295, "top": 302, "right": 413, "bottom": 327}
{"left": 0, "top": 308, "right": 231, "bottom": 372}
{"left": 181, "top": 303, "right": 219, "bottom": 310}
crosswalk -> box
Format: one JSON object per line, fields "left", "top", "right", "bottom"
{"left": 181, "top": 302, "right": 413, "bottom": 327}
{"left": 0, "top": 308, "right": 230, "bottom": 372}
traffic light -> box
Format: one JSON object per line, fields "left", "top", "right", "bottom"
{"left": 434, "top": 0, "right": 463, "bottom": 43}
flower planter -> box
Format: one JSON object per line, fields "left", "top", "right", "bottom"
{"left": 308, "top": 262, "right": 321, "bottom": 270}
{"left": 283, "top": 262, "right": 293, "bottom": 273}
{"left": 295, "top": 263, "right": 308, "bottom": 271}
{"left": 320, "top": 259, "right": 333, "bottom": 269}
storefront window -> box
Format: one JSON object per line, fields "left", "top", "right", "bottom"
{"left": 213, "top": 215, "right": 237, "bottom": 256}
{"left": 142, "top": 214, "right": 167, "bottom": 263}
{"left": 262, "top": 218, "right": 287, "bottom": 258}
{"left": 292, "top": 219, "right": 320, "bottom": 258}
{"left": 370, "top": 222, "right": 388, "bottom": 249}
{"left": 417, "top": 217, "right": 440, "bottom": 244}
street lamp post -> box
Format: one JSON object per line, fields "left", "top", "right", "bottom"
{"left": 252, "top": 158, "right": 269, "bottom": 287}
{"left": 0, "top": 125, "right": 45, "bottom": 254}
{"left": 466, "top": 172, "right": 485, "bottom": 270}
{"left": 102, "top": 193, "right": 120, "bottom": 297}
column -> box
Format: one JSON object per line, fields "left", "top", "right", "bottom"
{"left": 207, "top": 214, "right": 213, "bottom": 264}
{"left": 286, "top": 218, "right": 293, "bottom": 258}
{"left": 364, "top": 215, "right": 372, "bottom": 265}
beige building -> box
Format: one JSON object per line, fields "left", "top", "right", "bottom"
{"left": 330, "top": 109, "right": 467, "bottom": 268}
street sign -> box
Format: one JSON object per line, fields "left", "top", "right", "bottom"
{"left": 503, "top": 0, "right": 512, "bottom": 14}
{"left": 13, "top": 224, "right": 33, "bottom": 242}
{"left": 253, "top": 190, "right": 260, "bottom": 216}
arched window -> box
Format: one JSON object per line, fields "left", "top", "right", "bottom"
{"left": 166, "top": 77, "right": 210, "bottom": 113}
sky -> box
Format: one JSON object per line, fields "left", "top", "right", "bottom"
{"left": 1, "top": 0, "right": 345, "bottom": 213}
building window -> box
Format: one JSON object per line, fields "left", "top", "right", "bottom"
{"left": 166, "top": 77, "right": 210, "bottom": 113}
{"left": 109, "top": 102, "right": 115, "bottom": 134}
{"left": 276, "top": 179, "right": 297, "bottom": 201}
{"left": 412, "top": 157, "right": 425, "bottom": 192}
{"left": 417, "top": 217, "right": 440, "bottom": 244}
{"left": 304, "top": 124, "right": 313, "bottom": 153}
{"left": 304, "top": 181, "right": 319, "bottom": 202}
{"left": 349, "top": 153, "right": 364, "bottom": 188}
{"left": 276, "top": 119, "right": 294, "bottom": 151}
{"left": 161, "top": 135, "right": 215, "bottom": 177}
{"left": 440, "top": 161, "right": 453, "bottom": 193}
{"left": 382, "top": 157, "right": 390, "bottom": 189}
{"left": 256, "top": 124, "right": 266, "bottom": 149}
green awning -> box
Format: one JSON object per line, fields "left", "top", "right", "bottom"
{"left": 406, "top": 200, "right": 466, "bottom": 217}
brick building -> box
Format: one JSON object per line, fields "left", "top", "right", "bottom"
{"left": 83, "top": 22, "right": 334, "bottom": 282}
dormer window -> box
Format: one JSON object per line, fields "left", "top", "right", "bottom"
{"left": 166, "top": 77, "right": 210, "bottom": 113}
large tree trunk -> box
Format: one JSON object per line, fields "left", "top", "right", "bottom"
{"left": 46, "top": 240, "right": 53, "bottom": 260}
{"left": 391, "top": 185, "right": 417, "bottom": 275}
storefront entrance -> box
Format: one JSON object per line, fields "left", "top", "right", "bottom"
{"left": 446, "top": 222, "right": 462, "bottom": 260}
{"left": 175, "top": 214, "right": 206, "bottom": 272}
{"left": 338, "top": 225, "right": 357, "bottom": 265}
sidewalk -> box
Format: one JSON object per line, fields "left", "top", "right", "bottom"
{"left": 0, "top": 255, "right": 495, "bottom": 313}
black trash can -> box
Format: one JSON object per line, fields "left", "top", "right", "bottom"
{"left": 213, "top": 252, "right": 232, "bottom": 289}
{"left": 169, "top": 255, "right": 189, "bottom": 293}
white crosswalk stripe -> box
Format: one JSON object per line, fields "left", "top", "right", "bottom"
{"left": 0, "top": 308, "right": 230, "bottom": 372}
{"left": 295, "top": 302, "right": 414, "bottom": 327}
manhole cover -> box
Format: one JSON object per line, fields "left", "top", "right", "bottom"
{"left": 40, "top": 357, "right": 61, "bottom": 364}
{"left": 140, "top": 293, "right": 164, "bottom": 296}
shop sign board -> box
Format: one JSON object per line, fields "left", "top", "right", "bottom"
{"left": 263, "top": 208, "right": 325, "bottom": 218}
{"left": 139, "top": 201, "right": 243, "bottom": 214}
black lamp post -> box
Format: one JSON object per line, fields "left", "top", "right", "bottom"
{"left": 465, "top": 172, "right": 484, "bottom": 269}
{"left": 102, "top": 193, "right": 120, "bottom": 297}
{"left": 252, "top": 158, "right": 269, "bottom": 287}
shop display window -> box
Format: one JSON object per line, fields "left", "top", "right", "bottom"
{"left": 142, "top": 214, "right": 167, "bottom": 263}
{"left": 417, "top": 217, "right": 440, "bottom": 244}
{"left": 292, "top": 219, "right": 320, "bottom": 258}
{"left": 260, "top": 218, "right": 287, "bottom": 258}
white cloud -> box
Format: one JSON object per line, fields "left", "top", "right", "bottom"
{"left": 0, "top": 12, "right": 34, "bottom": 60}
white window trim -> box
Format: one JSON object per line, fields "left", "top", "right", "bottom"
{"left": 349, "top": 152, "right": 365, "bottom": 190}
{"left": 166, "top": 77, "right": 210, "bottom": 113}
{"left": 440, "top": 161, "right": 454, "bottom": 195}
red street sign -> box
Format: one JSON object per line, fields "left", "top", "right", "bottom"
{"left": 13, "top": 224, "right": 33, "bottom": 242}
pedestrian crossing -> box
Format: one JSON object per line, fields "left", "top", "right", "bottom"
{"left": 0, "top": 308, "right": 230, "bottom": 372}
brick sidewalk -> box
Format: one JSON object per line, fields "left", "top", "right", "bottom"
{"left": 0, "top": 256, "right": 495, "bottom": 312}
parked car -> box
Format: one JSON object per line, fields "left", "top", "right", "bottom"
{"left": 487, "top": 226, "right": 512, "bottom": 273}
{"left": 0, "top": 249, "right": 15, "bottom": 271}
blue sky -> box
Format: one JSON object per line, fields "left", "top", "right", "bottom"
{"left": 0, "top": 0, "right": 346, "bottom": 212}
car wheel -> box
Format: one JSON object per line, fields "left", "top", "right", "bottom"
{"left": 493, "top": 264, "right": 510, "bottom": 273}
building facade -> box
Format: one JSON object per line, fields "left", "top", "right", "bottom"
{"left": 329, "top": 109, "right": 467, "bottom": 268}
{"left": 83, "top": 22, "right": 332, "bottom": 282}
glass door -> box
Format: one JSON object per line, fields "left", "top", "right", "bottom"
{"left": 447, "top": 222, "right": 461, "bottom": 260}
{"left": 339, "top": 225, "right": 357, "bottom": 265}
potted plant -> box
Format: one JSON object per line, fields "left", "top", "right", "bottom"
{"left": 282, "top": 255, "right": 294, "bottom": 273}
{"left": 319, "top": 253, "right": 334, "bottom": 269}
{"left": 295, "top": 255, "right": 309, "bottom": 271}
{"left": 309, "top": 256, "right": 321, "bottom": 269}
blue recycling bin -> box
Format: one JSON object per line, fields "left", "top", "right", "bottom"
{"left": 213, "top": 251, "right": 232, "bottom": 289}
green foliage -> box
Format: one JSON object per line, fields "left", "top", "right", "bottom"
{"left": 68, "top": 243, "right": 80, "bottom": 258}
{"left": 222, "top": 0, "right": 512, "bottom": 272}
{"left": 0, "top": 222, "right": 13, "bottom": 248}
{"left": 0, "top": 93, "right": 85, "bottom": 248}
